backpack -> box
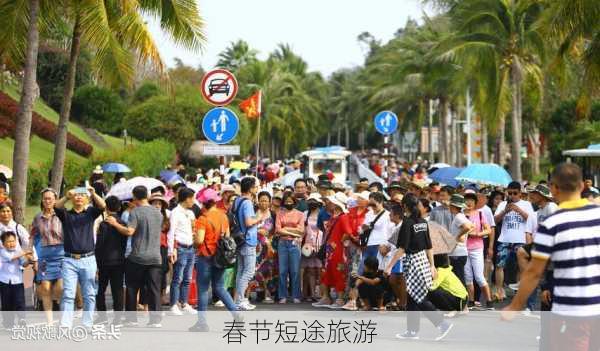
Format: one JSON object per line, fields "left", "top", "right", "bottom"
{"left": 212, "top": 236, "right": 238, "bottom": 269}
{"left": 228, "top": 198, "right": 249, "bottom": 247}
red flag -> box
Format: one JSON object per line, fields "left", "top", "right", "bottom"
{"left": 239, "top": 90, "right": 261, "bottom": 119}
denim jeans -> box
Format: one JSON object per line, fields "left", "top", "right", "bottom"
{"left": 195, "top": 255, "right": 238, "bottom": 325}
{"left": 170, "top": 246, "right": 195, "bottom": 306}
{"left": 235, "top": 244, "right": 257, "bottom": 304}
{"left": 359, "top": 245, "right": 380, "bottom": 274}
{"left": 61, "top": 256, "right": 97, "bottom": 328}
{"left": 277, "top": 240, "right": 302, "bottom": 300}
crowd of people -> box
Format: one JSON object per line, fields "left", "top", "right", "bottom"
{"left": 0, "top": 159, "right": 598, "bottom": 346}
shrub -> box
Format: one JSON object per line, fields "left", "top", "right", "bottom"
{"left": 71, "top": 85, "right": 126, "bottom": 135}
{"left": 132, "top": 82, "right": 161, "bottom": 103}
{"left": 124, "top": 85, "right": 208, "bottom": 151}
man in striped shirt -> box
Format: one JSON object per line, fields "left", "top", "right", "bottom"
{"left": 502, "top": 163, "right": 600, "bottom": 350}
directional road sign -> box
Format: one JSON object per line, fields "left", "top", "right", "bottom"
{"left": 201, "top": 68, "right": 238, "bottom": 106}
{"left": 374, "top": 111, "right": 398, "bottom": 135}
{"left": 201, "top": 107, "right": 239, "bottom": 144}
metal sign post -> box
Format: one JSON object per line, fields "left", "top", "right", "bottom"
{"left": 374, "top": 111, "right": 399, "bottom": 182}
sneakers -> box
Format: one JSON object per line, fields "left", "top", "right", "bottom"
{"left": 509, "top": 282, "right": 520, "bottom": 291}
{"left": 485, "top": 301, "right": 495, "bottom": 310}
{"left": 312, "top": 298, "right": 332, "bottom": 308}
{"left": 396, "top": 331, "right": 419, "bottom": 340}
{"left": 214, "top": 300, "right": 225, "bottom": 307}
{"left": 237, "top": 301, "right": 256, "bottom": 311}
{"left": 435, "top": 321, "right": 454, "bottom": 341}
{"left": 122, "top": 321, "right": 139, "bottom": 328}
{"left": 189, "top": 323, "right": 210, "bottom": 332}
{"left": 521, "top": 308, "right": 532, "bottom": 317}
{"left": 169, "top": 305, "right": 183, "bottom": 316}
{"left": 278, "top": 298, "right": 287, "bottom": 304}
{"left": 181, "top": 304, "right": 197, "bottom": 315}
{"left": 292, "top": 298, "right": 302, "bottom": 304}
{"left": 263, "top": 297, "right": 274, "bottom": 304}
{"left": 342, "top": 301, "right": 358, "bottom": 311}
{"left": 443, "top": 311, "right": 458, "bottom": 318}
{"left": 327, "top": 299, "right": 345, "bottom": 310}
{"left": 146, "top": 322, "right": 162, "bottom": 328}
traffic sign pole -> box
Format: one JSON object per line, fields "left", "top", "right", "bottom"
{"left": 373, "top": 111, "right": 399, "bottom": 183}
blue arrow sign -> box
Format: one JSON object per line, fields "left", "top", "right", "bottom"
{"left": 374, "top": 111, "right": 398, "bottom": 135}
{"left": 202, "top": 107, "right": 240, "bottom": 144}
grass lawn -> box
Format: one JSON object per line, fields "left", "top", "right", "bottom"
{"left": 0, "top": 84, "right": 137, "bottom": 169}
{"left": 0, "top": 135, "right": 85, "bottom": 168}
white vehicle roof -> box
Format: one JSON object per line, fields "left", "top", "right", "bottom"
{"left": 563, "top": 144, "right": 600, "bottom": 157}
{"left": 299, "top": 146, "right": 352, "bottom": 160}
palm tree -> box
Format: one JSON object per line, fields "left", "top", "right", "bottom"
{"left": 49, "top": 0, "right": 206, "bottom": 191}
{"left": 537, "top": 0, "right": 600, "bottom": 117}
{"left": 5, "top": 0, "right": 40, "bottom": 223}
{"left": 440, "top": 0, "right": 545, "bottom": 180}
{"left": 216, "top": 39, "right": 258, "bottom": 72}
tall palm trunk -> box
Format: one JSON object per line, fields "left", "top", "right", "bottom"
{"left": 510, "top": 65, "right": 523, "bottom": 181}
{"left": 494, "top": 115, "right": 506, "bottom": 165}
{"left": 438, "top": 98, "right": 448, "bottom": 163}
{"left": 481, "top": 119, "right": 489, "bottom": 163}
{"left": 50, "top": 15, "right": 82, "bottom": 192}
{"left": 449, "top": 103, "right": 456, "bottom": 165}
{"left": 529, "top": 126, "right": 541, "bottom": 176}
{"left": 11, "top": 0, "right": 40, "bottom": 224}
{"left": 428, "top": 99, "right": 434, "bottom": 162}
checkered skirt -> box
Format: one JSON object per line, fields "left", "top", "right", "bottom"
{"left": 403, "top": 250, "right": 433, "bottom": 303}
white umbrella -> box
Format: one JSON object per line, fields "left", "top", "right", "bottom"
{"left": 0, "top": 165, "right": 13, "bottom": 179}
{"left": 107, "top": 177, "right": 166, "bottom": 200}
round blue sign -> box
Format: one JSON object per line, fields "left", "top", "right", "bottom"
{"left": 201, "top": 107, "right": 240, "bottom": 144}
{"left": 374, "top": 111, "right": 398, "bottom": 135}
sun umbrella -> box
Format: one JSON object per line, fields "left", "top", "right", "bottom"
{"left": 159, "top": 170, "right": 178, "bottom": 181}
{"left": 102, "top": 162, "right": 131, "bottom": 173}
{"left": 229, "top": 161, "right": 250, "bottom": 170}
{"left": 428, "top": 221, "right": 457, "bottom": 255}
{"left": 456, "top": 163, "right": 512, "bottom": 187}
{"left": 0, "top": 165, "right": 12, "bottom": 179}
{"left": 107, "top": 177, "right": 166, "bottom": 200}
{"left": 429, "top": 163, "right": 450, "bottom": 170}
{"left": 429, "top": 167, "right": 463, "bottom": 187}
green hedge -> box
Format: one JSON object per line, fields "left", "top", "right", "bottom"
{"left": 27, "top": 139, "right": 176, "bottom": 204}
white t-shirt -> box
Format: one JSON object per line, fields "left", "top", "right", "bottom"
{"left": 495, "top": 200, "right": 535, "bottom": 244}
{"left": 529, "top": 202, "right": 559, "bottom": 234}
{"left": 363, "top": 209, "right": 395, "bottom": 246}
{"left": 449, "top": 212, "right": 470, "bottom": 257}
{"left": 480, "top": 205, "right": 496, "bottom": 228}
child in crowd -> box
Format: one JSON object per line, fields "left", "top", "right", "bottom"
{"left": 354, "top": 256, "right": 385, "bottom": 311}
{"left": 428, "top": 254, "right": 469, "bottom": 318}
{"left": 0, "top": 231, "right": 34, "bottom": 328}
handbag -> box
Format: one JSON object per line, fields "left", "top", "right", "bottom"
{"left": 359, "top": 210, "right": 386, "bottom": 247}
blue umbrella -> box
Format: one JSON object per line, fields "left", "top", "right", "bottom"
{"left": 159, "top": 170, "right": 177, "bottom": 181}
{"left": 456, "top": 163, "right": 512, "bottom": 187}
{"left": 429, "top": 167, "right": 463, "bottom": 187}
{"left": 102, "top": 162, "right": 131, "bottom": 173}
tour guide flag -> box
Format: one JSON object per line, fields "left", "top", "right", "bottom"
{"left": 239, "top": 90, "right": 261, "bottom": 119}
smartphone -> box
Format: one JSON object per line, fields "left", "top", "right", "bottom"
{"left": 85, "top": 180, "right": 90, "bottom": 189}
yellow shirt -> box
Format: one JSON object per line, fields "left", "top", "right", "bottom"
{"left": 431, "top": 266, "right": 468, "bottom": 300}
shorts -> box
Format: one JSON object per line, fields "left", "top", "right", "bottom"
{"left": 496, "top": 242, "right": 524, "bottom": 268}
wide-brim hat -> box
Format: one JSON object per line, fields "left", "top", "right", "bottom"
{"left": 149, "top": 194, "right": 168, "bottom": 208}
{"left": 326, "top": 192, "right": 349, "bottom": 213}
{"left": 307, "top": 193, "right": 323, "bottom": 204}
{"left": 531, "top": 184, "right": 553, "bottom": 200}
{"left": 355, "top": 190, "right": 371, "bottom": 201}
{"left": 386, "top": 181, "right": 406, "bottom": 193}
{"left": 449, "top": 194, "right": 467, "bottom": 209}
{"left": 196, "top": 188, "right": 221, "bottom": 203}
{"left": 317, "top": 180, "right": 332, "bottom": 189}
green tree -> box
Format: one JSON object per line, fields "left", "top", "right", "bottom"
{"left": 48, "top": 0, "right": 206, "bottom": 192}
{"left": 71, "top": 84, "right": 125, "bottom": 135}
{"left": 440, "top": 0, "right": 545, "bottom": 180}
{"left": 216, "top": 40, "right": 258, "bottom": 72}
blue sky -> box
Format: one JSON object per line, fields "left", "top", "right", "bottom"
{"left": 148, "top": 0, "right": 433, "bottom": 77}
